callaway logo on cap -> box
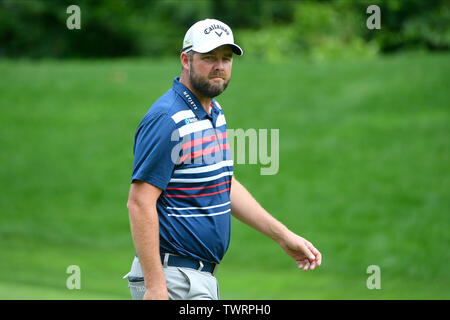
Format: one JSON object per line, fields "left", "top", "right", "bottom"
{"left": 181, "top": 18, "right": 243, "bottom": 56}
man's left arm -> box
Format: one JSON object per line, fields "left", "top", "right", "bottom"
{"left": 230, "top": 177, "right": 322, "bottom": 271}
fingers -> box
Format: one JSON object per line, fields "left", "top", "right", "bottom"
{"left": 298, "top": 259, "right": 310, "bottom": 271}
{"left": 291, "top": 236, "right": 323, "bottom": 271}
{"left": 298, "top": 259, "right": 318, "bottom": 271}
{"left": 297, "top": 241, "right": 322, "bottom": 271}
{"left": 306, "top": 241, "right": 322, "bottom": 267}
{"left": 303, "top": 260, "right": 310, "bottom": 271}
{"left": 301, "top": 243, "right": 316, "bottom": 261}
{"left": 297, "top": 258, "right": 313, "bottom": 271}
{"left": 315, "top": 250, "right": 322, "bottom": 266}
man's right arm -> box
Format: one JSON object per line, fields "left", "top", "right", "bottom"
{"left": 127, "top": 180, "right": 168, "bottom": 300}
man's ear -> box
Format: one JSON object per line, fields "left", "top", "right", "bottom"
{"left": 180, "top": 52, "right": 190, "bottom": 71}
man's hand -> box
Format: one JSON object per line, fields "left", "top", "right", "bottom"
{"left": 278, "top": 232, "right": 322, "bottom": 271}
{"left": 143, "top": 287, "right": 169, "bottom": 300}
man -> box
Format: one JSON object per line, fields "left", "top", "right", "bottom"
{"left": 124, "top": 18, "right": 322, "bottom": 300}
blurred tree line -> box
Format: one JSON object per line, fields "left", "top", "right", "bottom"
{"left": 0, "top": 0, "right": 448, "bottom": 59}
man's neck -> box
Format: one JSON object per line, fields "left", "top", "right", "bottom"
{"left": 179, "top": 75, "right": 212, "bottom": 115}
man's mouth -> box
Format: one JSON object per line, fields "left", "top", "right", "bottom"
{"left": 209, "top": 74, "right": 225, "bottom": 80}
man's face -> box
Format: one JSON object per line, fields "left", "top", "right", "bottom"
{"left": 188, "top": 45, "right": 233, "bottom": 98}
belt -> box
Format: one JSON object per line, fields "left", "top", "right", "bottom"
{"left": 161, "top": 253, "right": 218, "bottom": 275}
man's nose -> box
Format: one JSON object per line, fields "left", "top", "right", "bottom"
{"left": 214, "top": 59, "right": 224, "bottom": 70}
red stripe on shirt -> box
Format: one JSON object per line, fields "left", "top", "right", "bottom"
{"left": 181, "top": 131, "right": 227, "bottom": 151}
{"left": 166, "top": 179, "right": 231, "bottom": 191}
{"left": 180, "top": 143, "right": 230, "bottom": 163}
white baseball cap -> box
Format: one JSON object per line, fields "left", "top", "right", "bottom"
{"left": 181, "top": 18, "right": 243, "bottom": 56}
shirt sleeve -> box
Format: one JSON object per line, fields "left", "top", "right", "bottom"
{"left": 131, "top": 112, "right": 180, "bottom": 190}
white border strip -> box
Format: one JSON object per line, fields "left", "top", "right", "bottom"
{"left": 171, "top": 110, "right": 195, "bottom": 124}
{"left": 166, "top": 201, "right": 231, "bottom": 211}
{"left": 216, "top": 114, "right": 226, "bottom": 127}
{"left": 169, "top": 171, "right": 233, "bottom": 183}
{"left": 178, "top": 120, "right": 212, "bottom": 137}
{"left": 174, "top": 160, "right": 233, "bottom": 174}
{"left": 168, "top": 209, "right": 231, "bottom": 218}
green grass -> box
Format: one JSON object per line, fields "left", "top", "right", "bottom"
{"left": 0, "top": 53, "right": 449, "bottom": 299}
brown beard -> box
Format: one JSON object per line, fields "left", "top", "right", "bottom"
{"left": 189, "top": 66, "right": 230, "bottom": 98}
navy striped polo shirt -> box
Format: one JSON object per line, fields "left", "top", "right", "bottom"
{"left": 131, "top": 77, "right": 233, "bottom": 264}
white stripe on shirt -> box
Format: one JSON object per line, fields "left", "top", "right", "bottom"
{"left": 166, "top": 201, "right": 231, "bottom": 211}
{"left": 167, "top": 208, "right": 231, "bottom": 217}
{"left": 171, "top": 110, "right": 195, "bottom": 124}
{"left": 174, "top": 160, "right": 233, "bottom": 175}
{"left": 169, "top": 171, "right": 233, "bottom": 183}
{"left": 216, "top": 114, "right": 226, "bottom": 127}
{"left": 178, "top": 120, "right": 213, "bottom": 137}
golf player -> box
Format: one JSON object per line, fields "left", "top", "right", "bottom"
{"left": 124, "top": 18, "right": 322, "bottom": 300}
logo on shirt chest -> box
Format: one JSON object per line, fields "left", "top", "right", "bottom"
{"left": 184, "top": 117, "right": 199, "bottom": 125}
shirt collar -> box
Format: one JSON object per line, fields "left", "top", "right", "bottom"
{"left": 172, "top": 77, "right": 219, "bottom": 120}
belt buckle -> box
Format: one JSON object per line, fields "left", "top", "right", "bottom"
{"left": 163, "top": 253, "right": 171, "bottom": 267}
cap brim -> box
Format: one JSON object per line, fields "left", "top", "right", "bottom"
{"left": 228, "top": 44, "right": 243, "bottom": 56}
{"left": 192, "top": 43, "right": 243, "bottom": 56}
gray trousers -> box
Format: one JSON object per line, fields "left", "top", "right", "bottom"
{"left": 124, "top": 256, "right": 219, "bottom": 300}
